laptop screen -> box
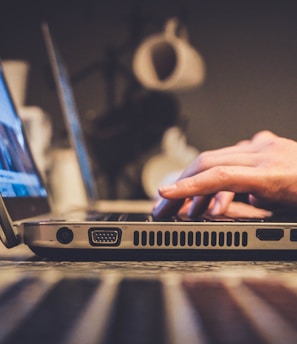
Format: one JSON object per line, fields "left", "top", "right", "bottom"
{"left": 0, "top": 63, "right": 50, "bottom": 220}
{"left": 42, "top": 23, "right": 98, "bottom": 205}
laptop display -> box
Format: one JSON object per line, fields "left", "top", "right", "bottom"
{"left": 0, "top": 64, "right": 50, "bottom": 221}
{"left": 0, "top": 73, "right": 46, "bottom": 198}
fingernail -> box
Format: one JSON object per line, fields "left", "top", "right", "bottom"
{"left": 159, "top": 183, "right": 177, "bottom": 194}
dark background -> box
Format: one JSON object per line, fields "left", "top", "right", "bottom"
{"left": 2, "top": 0, "right": 297, "bottom": 198}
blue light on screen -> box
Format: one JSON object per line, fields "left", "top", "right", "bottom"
{"left": 0, "top": 66, "right": 47, "bottom": 197}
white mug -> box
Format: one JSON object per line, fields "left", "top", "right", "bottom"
{"left": 133, "top": 18, "right": 205, "bottom": 92}
{"left": 49, "top": 148, "right": 88, "bottom": 212}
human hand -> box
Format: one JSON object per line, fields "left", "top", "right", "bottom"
{"left": 153, "top": 130, "right": 297, "bottom": 218}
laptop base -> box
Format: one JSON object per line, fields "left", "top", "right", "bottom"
{"left": 29, "top": 246, "right": 297, "bottom": 261}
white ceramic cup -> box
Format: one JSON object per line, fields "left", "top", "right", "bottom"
{"left": 133, "top": 18, "right": 205, "bottom": 92}
{"left": 2, "top": 60, "right": 30, "bottom": 107}
{"left": 49, "top": 148, "right": 88, "bottom": 212}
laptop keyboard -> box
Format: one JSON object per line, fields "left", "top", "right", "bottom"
{"left": 86, "top": 211, "right": 233, "bottom": 222}
{"left": 86, "top": 211, "right": 297, "bottom": 223}
{"left": 1, "top": 272, "right": 297, "bottom": 343}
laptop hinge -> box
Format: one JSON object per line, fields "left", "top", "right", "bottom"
{"left": 0, "top": 195, "right": 20, "bottom": 248}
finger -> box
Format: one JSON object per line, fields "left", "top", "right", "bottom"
{"left": 188, "top": 194, "right": 213, "bottom": 217}
{"left": 179, "top": 147, "right": 262, "bottom": 181}
{"left": 224, "top": 202, "right": 272, "bottom": 218}
{"left": 180, "top": 131, "right": 277, "bottom": 181}
{"left": 177, "top": 198, "right": 193, "bottom": 215}
{"left": 176, "top": 142, "right": 259, "bottom": 180}
{"left": 158, "top": 165, "right": 262, "bottom": 199}
{"left": 152, "top": 198, "right": 185, "bottom": 218}
{"left": 210, "top": 191, "right": 235, "bottom": 215}
{"left": 197, "top": 152, "right": 260, "bottom": 173}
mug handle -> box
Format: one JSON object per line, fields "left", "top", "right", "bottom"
{"left": 164, "top": 17, "right": 189, "bottom": 41}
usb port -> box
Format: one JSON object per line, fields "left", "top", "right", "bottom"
{"left": 89, "top": 228, "right": 121, "bottom": 246}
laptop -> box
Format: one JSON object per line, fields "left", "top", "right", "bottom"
{"left": 1, "top": 27, "right": 297, "bottom": 261}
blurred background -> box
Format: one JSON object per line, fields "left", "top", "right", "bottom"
{"left": 2, "top": 0, "right": 297, "bottom": 200}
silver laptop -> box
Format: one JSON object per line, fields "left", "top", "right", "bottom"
{"left": 1, "top": 28, "right": 297, "bottom": 260}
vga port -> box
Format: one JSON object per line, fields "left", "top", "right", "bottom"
{"left": 88, "top": 227, "right": 121, "bottom": 246}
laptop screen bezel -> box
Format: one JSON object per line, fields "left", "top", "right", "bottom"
{"left": 0, "top": 61, "right": 51, "bottom": 222}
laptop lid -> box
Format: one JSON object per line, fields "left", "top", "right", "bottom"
{"left": 0, "top": 62, "right": 51, "bottom": 247}
{"left": 42, "top": 23, "right": 98, "bottom": 206}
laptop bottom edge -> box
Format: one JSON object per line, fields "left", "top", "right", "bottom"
{"left": 28, "top": 247, "right": 297, "bottom": 261}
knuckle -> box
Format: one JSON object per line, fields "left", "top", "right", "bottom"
{"left": 197, "top": 151, "right": 211, "bottom": 170}
{"left": 214, "top": 166, "right": 231, "bottom": 182}
{"left": 254, "top": 130, "right": 273, "bottom": 139}
{"left": 252, "top": 130, "right": 277, "bottom": 144}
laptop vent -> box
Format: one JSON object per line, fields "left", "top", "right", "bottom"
{"left": 133, "top": 230, "right": 248, "bottom": 248}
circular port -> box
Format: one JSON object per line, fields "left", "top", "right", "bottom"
{"left": 56, "top": 227, "right": 74, "bottom": 244}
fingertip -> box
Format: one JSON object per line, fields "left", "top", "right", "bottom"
{"left": 158, "top": 183, "right": 177, "bottom": 196}
{"left": 152, "top": 198, "right": 185, "bottom": 218}
{"left": 210, "top": 192, "right": 235, "bottom": 216}
{"left": 210, "top": 201, "right": 222, "bottom": 215}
